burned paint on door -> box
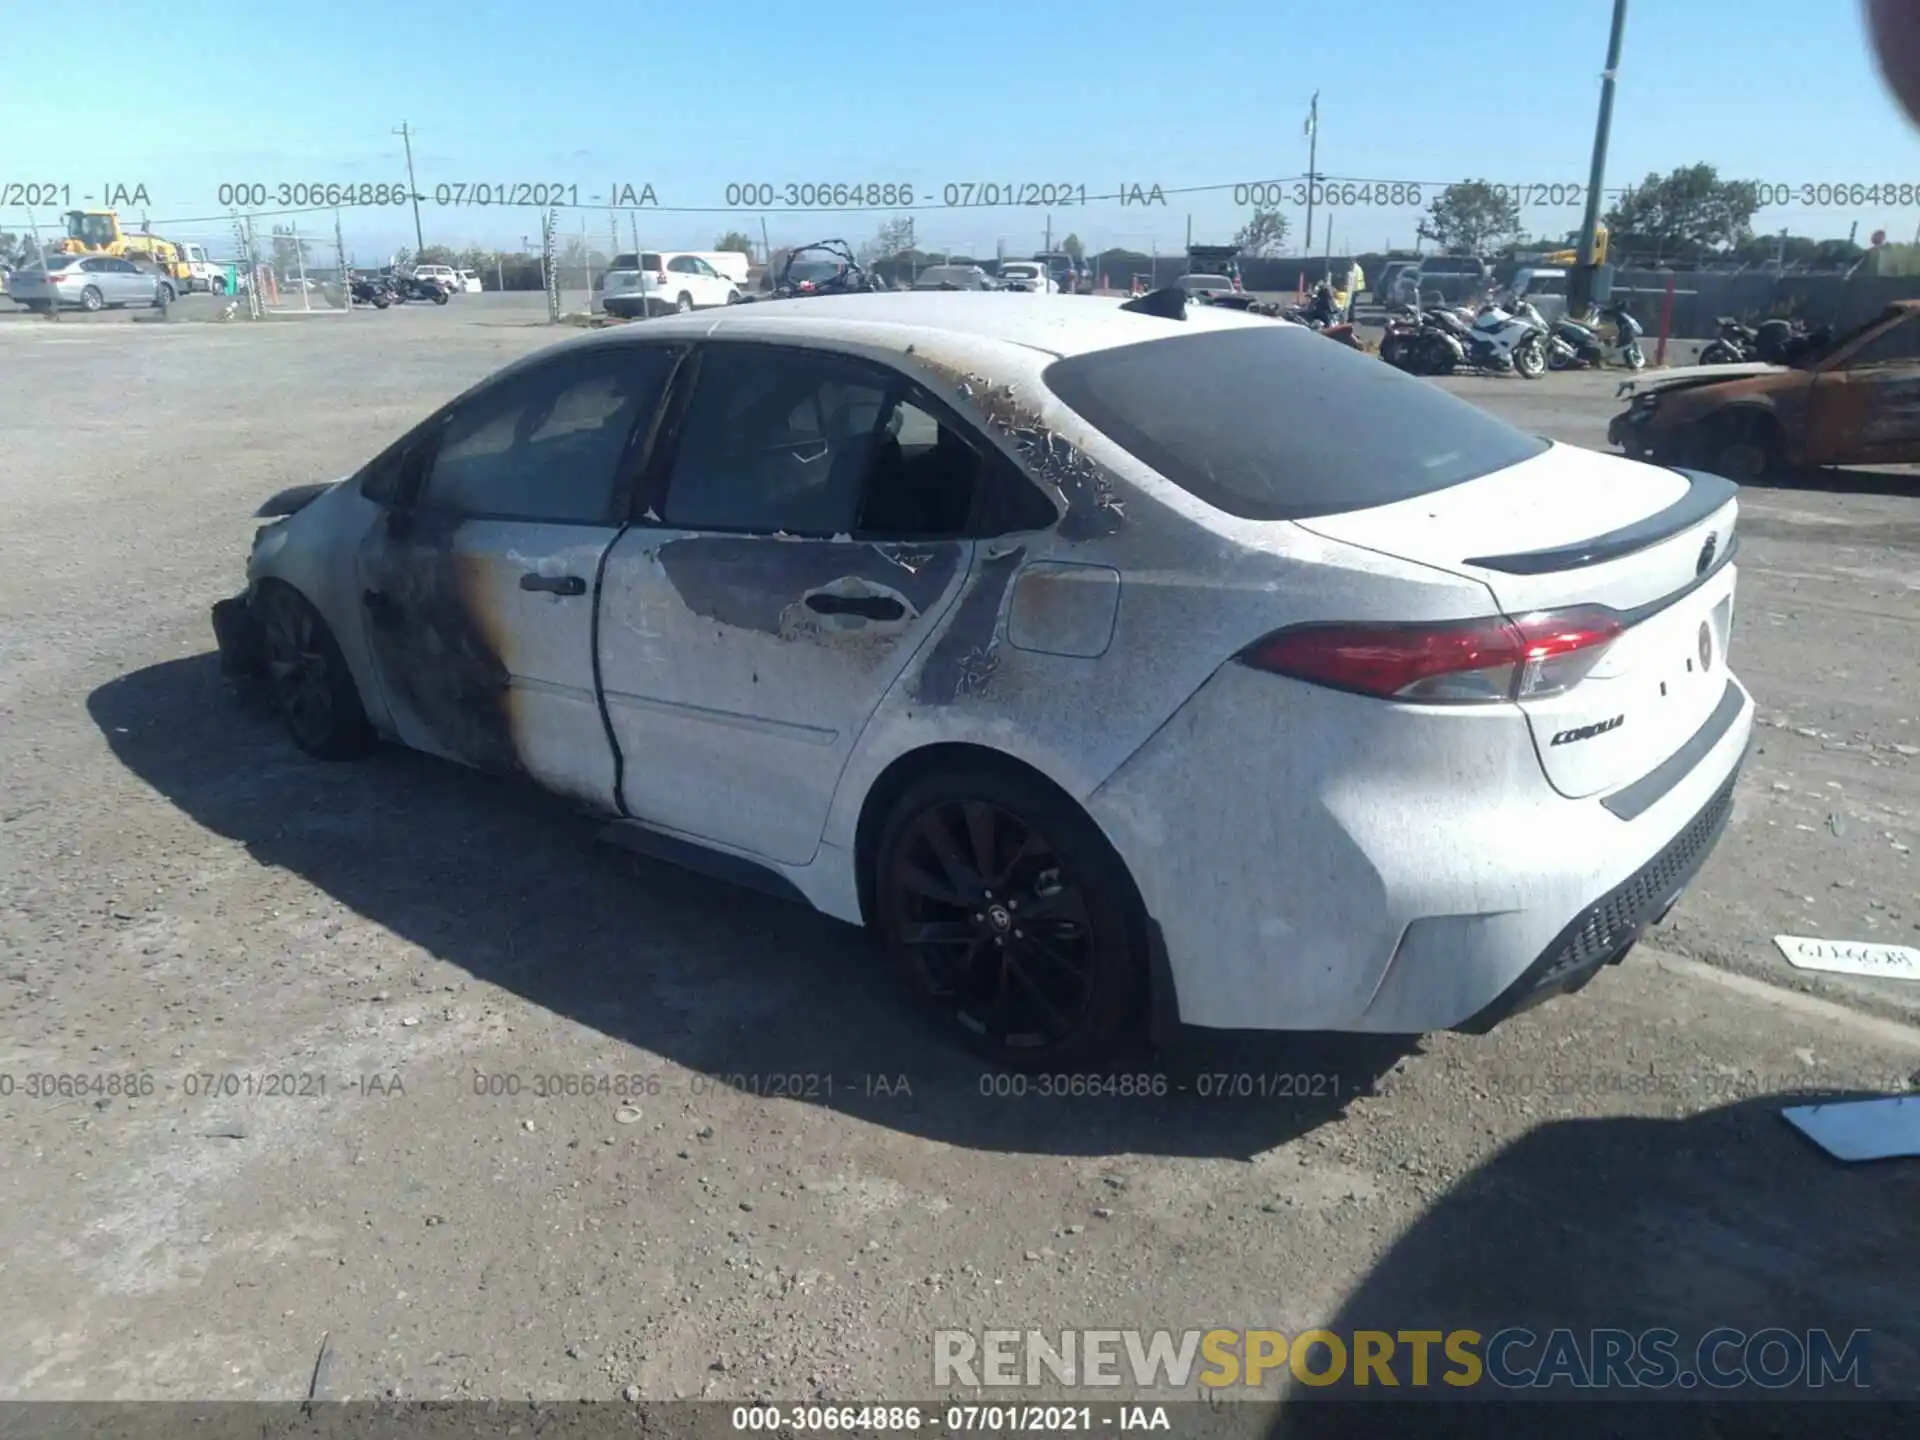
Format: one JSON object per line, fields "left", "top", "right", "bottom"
{"left": 910, "top": 546, "right": 1026, "bottom": 703}
{"left": 653, "top": 535, "right": 963, "bottom": 654}
{"left": 359, "top": 509, "right": 522, "bottom": 775}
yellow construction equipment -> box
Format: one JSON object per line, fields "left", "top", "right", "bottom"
{"left": 55, "top": 210, "right": 193, "bottom": 292}
{"left": 1540, "top": 222, "right": 1609, "bottom": 268}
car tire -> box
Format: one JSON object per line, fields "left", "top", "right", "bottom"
{"left": 157, "top": 282, "right": 176, "bottom": 304}
{"left": 1699, "top": 341, "right": 1739, "bottom": 365}
{"left": 80, "top": 285, "right": 105, "bottom": 313}
{"left": 676, "top": 291, "right": 693, "bottom": 313}
{"left": 253, "top": 583, "right": 377, "bottom": 761}
{"left": 1701, "top": 414, "right": 1782, "bottom": 482}
{"left": 873, "top": 765, "right": 1148, "bottom": 1070}
{"left": 725, "top": 288, "right": 741, "bottom": 304}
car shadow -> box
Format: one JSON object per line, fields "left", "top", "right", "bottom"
{"left": 88, "top": 653, "right": 1414, "bottom": 1161}
{"left": 1259, "top": 1093, "right": 1917, "bottom": 1438}
{"left": 1741, "top": 465, "right": 1920, "bottom": 499}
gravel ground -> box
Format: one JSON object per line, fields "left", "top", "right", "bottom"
{"left": 1, "top": 296, "right": 1917, "bottom": 1414}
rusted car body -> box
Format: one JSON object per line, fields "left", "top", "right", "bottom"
{"left": 1607, "top": 300, "right": 1920, "bottom": 480}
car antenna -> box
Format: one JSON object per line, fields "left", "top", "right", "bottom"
{"left": 1120, "top": 286, "right": 1186, "bottom": 320}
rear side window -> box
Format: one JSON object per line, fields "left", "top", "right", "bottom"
{"left": 640, "top": 253, "right": 662, "bottom": 270}
{"left": 1043, "top": 326, "right": 1548, "bottom": 521}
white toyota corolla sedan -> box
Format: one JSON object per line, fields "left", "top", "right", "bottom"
{"left": 212, "top": 291, "right": 1752, "bottom": 1067}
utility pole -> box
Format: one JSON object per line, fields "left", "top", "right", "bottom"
{"left": 394, "top": 122, "right": 425, "bottom": 254}
{"left": 1303, "top": 91, "right": 1320, "bottom": 255}
{"left": 1570, "top": 0, "right": 1628, "bottom": 316}
{"left": 1044, "top": 215, "right": 1052, "bottom": 253}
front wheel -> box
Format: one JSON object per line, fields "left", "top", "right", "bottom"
{"left": 253, "top": 584, "right": 377, "bottom": 761}
{"left": 874, "top": 767, "right": 1147, "bottom": 1069}
{"left": 1514, "top": 334, "right": 1547, "bottom": 379}
{"left": 432, "top": 289, "right": 448, "bottom": 305}
{"left": 80, "top": 285, "right": 105, "bottom": 313}
{"left": 1700, "top": 341, "right": 1739, "bottom": 365}
{"left": 1622, "top": 342, "right": 1646, "bottom": 371}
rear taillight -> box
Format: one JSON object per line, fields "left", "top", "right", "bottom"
{"left": 1239, "top": 606, "right": 1624, "bottom": 704}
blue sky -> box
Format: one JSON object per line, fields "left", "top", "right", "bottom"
{"left": 3, "top": 0, "right": 1917, "bottom": 262}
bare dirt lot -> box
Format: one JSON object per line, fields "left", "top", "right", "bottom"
{"left": 2, "top": 296, "right": 1917, "bottom": 1420}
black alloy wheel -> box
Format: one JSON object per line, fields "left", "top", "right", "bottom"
{"left": 876, "top": 771, "right": 1144, "bottom": 1067}
{"left": 255, "top": 585, "right": 375, "bottom": 760}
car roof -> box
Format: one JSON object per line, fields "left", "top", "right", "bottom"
{"left": 586, "top": 291, "right": 1277, "bottom": 360}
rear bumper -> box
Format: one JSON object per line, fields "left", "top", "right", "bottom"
{"left": 1452, "top": 762, "right": 1740, "bottom": 1034}
{"left": 1087, "top": 663, "right": 1754, "bottom": 1036}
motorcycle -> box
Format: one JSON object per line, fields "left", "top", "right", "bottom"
{"left": 1389, "top": 298, "right": 1546, "bottom": 378}
{"left": 1755, "top": 316, "right": 1830, "bottom": 365}
{"left": 1699, "top": 316, "right": 1758, "bottom": 364}
{"left": 387, "top": 271, "right": 451, "bottom": 304}
{"left": 1380, "top": 306, "right": 1484, "bottom": 375}
{"left": 349, "top": 274, "right": 392, "bottom": 309}
{"left": 1596, "top": 299, "right": 1646, "bottom": 370}
{"left": 1283, "top": 283, "right": 1366, "bottom": 350}
{"left": 1546, "top": 310, "right": 1607, "bottom": 370}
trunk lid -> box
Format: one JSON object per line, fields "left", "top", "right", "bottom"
{"left": 1294, "top": 442, "right": 1738, "bottom": 800}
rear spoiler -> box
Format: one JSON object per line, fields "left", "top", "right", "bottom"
{"left": 1463, "top": 467, "right": 1738, "bottom": 575}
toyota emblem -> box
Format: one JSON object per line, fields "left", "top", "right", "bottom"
{"left": 1696, "top": 533, "right": 1718, "bottom": 575}
{"left": 1699, "top": 621, "right": 1713, "bottom": 672}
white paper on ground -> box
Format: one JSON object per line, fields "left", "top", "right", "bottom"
{"left": 1773, "top": 935, "right": 1920, "bottom": 981}
{"left": 1781, "top": 1097, "right": 1920, "bottom": 1162}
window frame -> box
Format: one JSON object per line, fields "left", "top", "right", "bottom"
{"left": 631, "top": 340, "right": 1061, "bottom": 541}
{"left": 373, "top": 343, "right": 687, "bottom": 527}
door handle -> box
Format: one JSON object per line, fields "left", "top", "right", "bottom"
{"left": 806, "top": 591, "right": 904, "bottom": 621}
{"left": 520, "top": 573, "right": 587, "bottom": 596}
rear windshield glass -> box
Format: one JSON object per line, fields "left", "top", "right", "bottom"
{"left": 1043, "top": 325, "right": 1548, "bottom": 521}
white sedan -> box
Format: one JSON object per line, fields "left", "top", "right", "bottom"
{"left": 210, "top": 292, "right": 1752, "bottom": 1066}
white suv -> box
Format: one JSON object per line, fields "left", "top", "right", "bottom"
{"left": 455, "top": 268, "right": 483, "bottom": 294}
{"left": 411, "top": 264, "right": 459, "bottom": 293}
{"left": 602, "top": 251, "right": 740, "bottom": 318}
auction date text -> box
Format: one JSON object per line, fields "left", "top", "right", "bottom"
{"left": 2, "top": 182, "right": 149, "bottom": 209}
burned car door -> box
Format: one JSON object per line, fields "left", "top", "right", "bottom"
{"left": 597, "top": 342, "right": 984, "bottom": 866}
{"left": 354, "top": 344, "right": 679, "bottom": 808}
{"left": 1806, "top": 306, "right": 1920, "bottom": 465}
